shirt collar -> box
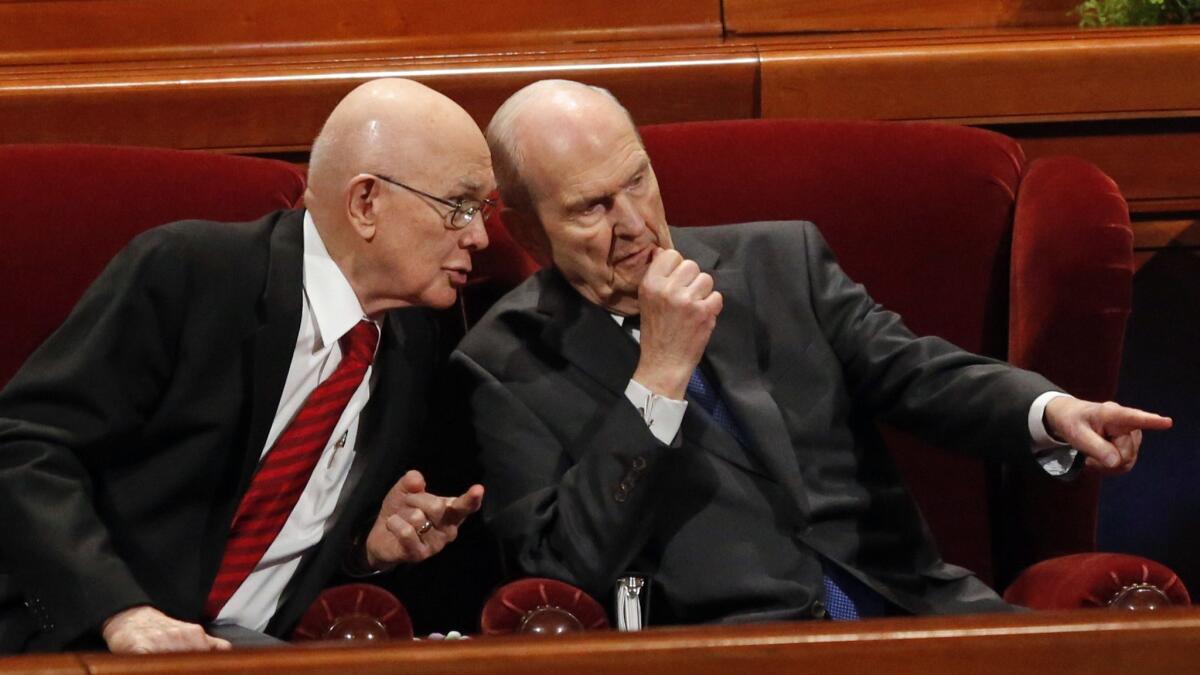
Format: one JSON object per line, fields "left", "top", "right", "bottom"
{"left": 303, "top": 210, "right": 371, "bottom": 350}
{"left": 610, "top": 313, "right": 641, "bottom": 341}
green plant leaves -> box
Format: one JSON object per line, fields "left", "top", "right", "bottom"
{"left": 1076, "top": 0, "right": 1199, "bottom": 25}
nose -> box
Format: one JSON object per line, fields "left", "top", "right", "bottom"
{"left": 610, "top": 193, "right": 648, "bottom": 238}
{"left": 459, "top": 214, "right": 490, "bottom": 252}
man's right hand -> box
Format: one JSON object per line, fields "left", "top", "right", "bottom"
{"left": 632, "top": 248, "right": 723, "bottom": 399}
{"left": 102, "top": 605, "right": 231, "bottom": 654}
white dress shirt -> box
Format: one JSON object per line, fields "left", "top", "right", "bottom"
{"left": 613, "top": 315, "right": 1076, "bottom": 474}
{"left": 214, "top": 211, "right": 379, "bottom": 631}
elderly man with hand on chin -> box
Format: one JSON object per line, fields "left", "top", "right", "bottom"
{"left": 0, "top": 78, "right": 492, "bottom": 653}
{"left": 451, "top": 79, "right": 1172, "bottom": 625}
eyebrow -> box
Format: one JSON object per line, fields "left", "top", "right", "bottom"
{"left": 564, "top": 159, "right": 651, "bottom": 212}
{"left": 454, "top": 176, "right": 491, "bottom": 195}
{"left": 565, "top": 193, "right": 601, "bottom": 213}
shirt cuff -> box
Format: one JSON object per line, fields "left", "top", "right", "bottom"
{"left": 1029, "top": 391, "right": 1078, "bottom": 477}
{"left": 625, "top": 378, "right": 687, "bottom": 446}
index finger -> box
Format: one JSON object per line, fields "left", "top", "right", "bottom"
{"left": 1104, "top": 406, "right": 1173, "bottom": 433}
{"left": 645, "top": 247, "right": 681, "bottom": 279}
{"left": 440, "top": 484, "right": 484, "bottom": 527}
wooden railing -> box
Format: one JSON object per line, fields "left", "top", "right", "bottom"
{"left": 4, "top": 608, "right": 1200, "bottom": 674}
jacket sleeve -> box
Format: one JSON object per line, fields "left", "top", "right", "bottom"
{"left": 450, "top": 350, "right": 681, "bottom": 600}
{"left": 0, "top": 229, "right": 189, "bottom": 647}
{"left": 796, "top": 222, "right": 1060, "bottom": 461}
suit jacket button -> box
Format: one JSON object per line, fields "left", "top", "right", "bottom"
{"left": 631, "top": 456, "right": 648, "bottom": 472}
{"left": 811, "top": 600, "right": 827, "bottom": 619}
{"left": 613, "top": 482, "right": 630, "bottom": 502}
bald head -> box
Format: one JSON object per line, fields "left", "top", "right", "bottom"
{"left": 303, "top": 78, "right": 493, "bottom": 315}
{"left": 485, "top": 80, "right": 670, "bottom": 315}
{"left": 486, "top": 80, "right": 637, "bottom": 212}
{"left": 307, "top": 79, "right": 486, "bottom": 209}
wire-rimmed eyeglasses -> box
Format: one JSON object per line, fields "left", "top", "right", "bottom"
{"left": 371, "top": 173, "right": 496, "bottom": 230}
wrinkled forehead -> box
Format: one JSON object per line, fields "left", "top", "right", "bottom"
{"left": 520, "top": 105, "right": 646, "bottom": 200}
{"left": 385, "top": 122, "right": 494, "bottom": 194}
{"left": 429, "top": 140, "right": 494, "bottom": 193}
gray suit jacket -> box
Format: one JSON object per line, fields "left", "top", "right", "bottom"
{"left": 453, "top": 221, "right": 1058, "bottom": 625}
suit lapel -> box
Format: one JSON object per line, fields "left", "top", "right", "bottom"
{"left": 675, "top": 229, "right": 813, "bottom": 523}
{"left": 201, "top": 211, "right": 304, "bottom": 598}
{"left": 537, "top": 269, "right": 640, "bottom": 401}
{"left": 238, "top": 210, "right": 305, "bottom": 495}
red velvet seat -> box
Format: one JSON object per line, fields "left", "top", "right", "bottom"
{"left": 0, "top": 143, "right": 306, "bottom": 387}
{"left": 466, "top": 119, "right": 1188, "bottom": 614}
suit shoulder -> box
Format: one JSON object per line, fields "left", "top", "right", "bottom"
{"left": 684, "top": 219, "right": 815, "bottom": 241}
{"left": 680, "top": 220, "right": 821, "bottom": 258}
{"left": 456, "top": 272, "right": 548, "bottom": 362}
{"left": 99, "top": 211, "right": 292, "bottom": 321}
{"left": 130, "top": 210, "right": 289, "bottom": 282}
{"left": 152, "top": 210, "right": 284, "bottom": 262}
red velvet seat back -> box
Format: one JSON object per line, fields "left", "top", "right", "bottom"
{"left": 475, "top": 119, "right": 1132, "bottom": 587}
{"left": 0, "top": 144, "right": 307, "bottom": 386}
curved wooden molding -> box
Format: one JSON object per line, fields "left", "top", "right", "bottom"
{"left": 0, "top": 0, "right": 722, "bottom": 67}
{"left": 0, "top": 43, "right": 759, "bottom": 150}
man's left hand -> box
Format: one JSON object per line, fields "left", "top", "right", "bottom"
{"left": 1043, "top": 397, "right": 1173, "bottom": 473}
{"left": 363, "top": 470, "right": 484, "bottom": 572}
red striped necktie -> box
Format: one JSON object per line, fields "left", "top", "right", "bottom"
{"left": 204, "top": 319, "right": 380, "bottom": 619}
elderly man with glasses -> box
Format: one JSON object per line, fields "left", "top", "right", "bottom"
{"left": 0, "top": 79, "right": 491, "bottom": 653}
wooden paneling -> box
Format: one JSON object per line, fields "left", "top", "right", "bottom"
{"left": 727, "top": 0, "right": 1081, "bottom": 34}
{"left": 0, "top": 8, "right": 1196, "bottom": 222}
{"left": 0, "top": 43, "right": 759, "bottom": 151}
{"left": 758, "top": 27, "right": 1200, "bottom": 222}
{"left": 991, "top": 118, "right": 1200, "bottom": 215}
{"left": 69, "top": 610, "right": 1200, "bottom": 675}
{"left": 0, "top": 0, "right": 722, "bottom": 66}
{"left": 1131, "top": 219, "right": 1199, "bottom": 269}
{"left": 759, "top": 27, "right": 1200, "bottom": 123}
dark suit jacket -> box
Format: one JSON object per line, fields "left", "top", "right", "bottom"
{"left": 452, "top": 221, "right": 1059, "bottom": 625}
{"left": 0, "top": 210, "right": 438, "bottom": 651}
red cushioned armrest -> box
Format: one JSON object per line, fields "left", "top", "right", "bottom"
{"left": 1004, "top": 553, "right": 1190, "bottom": 610}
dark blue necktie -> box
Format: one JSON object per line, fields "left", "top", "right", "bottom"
{"left": 686, "top": 365, "right": 886, "bottom": 620}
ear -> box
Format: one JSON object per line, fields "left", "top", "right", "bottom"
{"left": 500, "top": 205, "right": 553, "bottom": 267}
{"left": 346, "top": 174, "right": 381, "bottom": 242}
